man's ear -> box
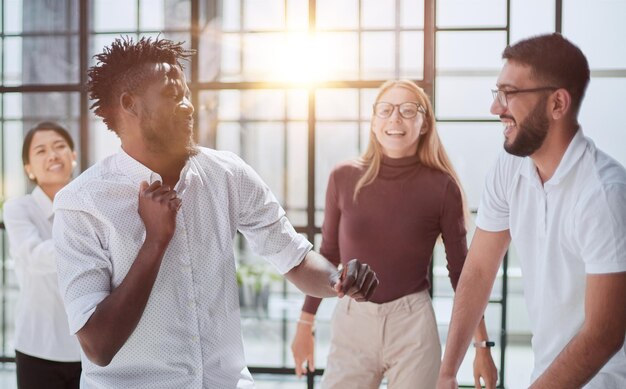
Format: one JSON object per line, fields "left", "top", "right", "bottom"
{"left": 120, "top": 92, "right": 137, "bottom": 116}
{"left": 550, "top": 88, "right": 571, "bottom": 120}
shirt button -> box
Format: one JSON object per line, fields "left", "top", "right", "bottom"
{"left": 192, "top": 335, "right": 198, "bottom": 342}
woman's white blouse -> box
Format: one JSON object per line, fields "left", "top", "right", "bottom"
{"left": 3, "top": 186, "right": 81, "bottom": 361}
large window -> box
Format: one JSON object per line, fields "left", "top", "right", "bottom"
{"left": 1, "top": 1, "right": 625, "bottom": 388}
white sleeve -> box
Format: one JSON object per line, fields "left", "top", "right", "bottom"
{"left": 234, "top": 156, "right": 312, "bottom": 274}
{"left": 3, "top": 199, "right": 57, "bottom": 274}
{"left": 575, "top": 182, "right": 626, "bottom": 274}
{"left": 476, "top": 152, "right": 512, "bottom": 232}
{"left": 53, "top": 206, "right": 112, "bottom": 335}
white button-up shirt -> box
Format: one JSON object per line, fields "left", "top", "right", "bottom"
{"left": 477, "top": 129, "right": 626, "bottom": 388}
{"left": 53, "top": 148, "right": 312, "bottom": 388}
{"left": 3, "top": 186, "right": 81, "bottom": 361}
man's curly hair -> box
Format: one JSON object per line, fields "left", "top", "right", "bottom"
{"left": 87, "top": 36, "right": 195, "bottom": 132}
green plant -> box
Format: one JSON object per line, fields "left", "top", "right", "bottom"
{"left": 236, "top": 262, "right": 281, "bottom": 292}
{"left": 236, "top": 262, "right": 281, "bottom": 316}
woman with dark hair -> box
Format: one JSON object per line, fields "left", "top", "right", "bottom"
{"left": 3, "top": 122, "right": 81, "bottom": 388}
{"left": 291, "top": 80, "right": 498, "bottom": 389}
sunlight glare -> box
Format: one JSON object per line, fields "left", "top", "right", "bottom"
{"left": 269, "top": 32, "right": 334, "bottom": 85}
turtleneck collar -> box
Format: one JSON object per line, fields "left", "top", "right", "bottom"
{"left": 379, "top": 154, "right": 421, "bottom": 179}
{"left": 381, "top": 153, "right": 421, "bottom": 167}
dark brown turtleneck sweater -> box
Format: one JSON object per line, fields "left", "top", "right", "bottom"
{"left": 302, "top": 154, "right": 468, "bottom": 314}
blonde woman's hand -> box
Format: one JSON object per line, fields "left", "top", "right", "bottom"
{"left": 291, "top": 312, "right": 315, "bottom": 378}
{"left": 473, "top": 348, "right": 497, "bottom": 389}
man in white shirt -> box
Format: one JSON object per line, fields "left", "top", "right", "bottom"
{"left": 52, "top": 36, "right": 378, "bottom": 388}
{"left": 437, "top": 33, "right": 626, "bottom": 389}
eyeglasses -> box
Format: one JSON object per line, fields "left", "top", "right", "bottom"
{"left": 373, "top": 102, "right": 426, "bottom": 119}
{"left": 491, "top": 87, "right": 559, "bottom": 108}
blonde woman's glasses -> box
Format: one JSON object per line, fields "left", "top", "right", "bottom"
{"left": 373, "top": 102, "right": 426, "bottom": 119}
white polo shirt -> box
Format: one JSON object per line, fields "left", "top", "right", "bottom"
{"left": 476, "top": 129, "right": 626, "bottom": 388}
{"left": 53, "top": 148, "right": 312, "bottom": 388}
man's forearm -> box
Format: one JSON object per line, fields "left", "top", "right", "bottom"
{"left": 440, "top": 228, "right": 509, "bottom": 378}
{"left": 285, "top": 251, "right": 338, "bottom": 298}
{"left": 441, "top": 264, "right": 495, "bottom": 375}
{"left": 531, "top": 272, "right": 626, "bottom": 388}
{"left": 77, "top": 238, "right": 169, "bottom": 366}
{"left": 530, "top": 328, "right": 623, "bottom": 388}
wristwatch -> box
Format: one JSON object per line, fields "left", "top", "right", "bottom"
{"left": 473, "top": 340, "right": 495, "bottom": 348}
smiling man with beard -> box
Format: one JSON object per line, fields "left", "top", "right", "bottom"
{"left": 51, "top": 36, "right": 378, "bottom": 388}
{"left": 437, "top": 33, "right": 626, "bottom": 389}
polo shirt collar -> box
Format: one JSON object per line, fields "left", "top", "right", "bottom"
{"left": 519, "top": 128, "right": 587, "bottom": 187}
{"left": 32, "top": 186, "right": 54, "bottom": 220}
{"left": 546, "top": 128, "right": 587, "bottom": 186}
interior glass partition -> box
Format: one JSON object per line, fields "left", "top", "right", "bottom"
{"left": 1, "top": 1, "right": 625, "bottom": 388}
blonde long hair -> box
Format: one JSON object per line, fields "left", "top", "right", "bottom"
{"left": 353, "top": 79, "right": 469, "bottom": 222}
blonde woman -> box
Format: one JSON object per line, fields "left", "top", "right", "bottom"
{"left": 291, "top": 80, "right": 497, "bottom": 389}
{"left": 3, "top": 122, "right": 81, "bottom": 388}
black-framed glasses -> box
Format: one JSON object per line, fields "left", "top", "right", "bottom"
{"left": 373, "top": 101, "right": 426, "bottom": 119}
{"left": 491, "top": 87, "right": 559, "bottom": 108}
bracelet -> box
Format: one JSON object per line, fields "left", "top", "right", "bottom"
{"left": 297, "top": 319, "right": 314, "bottom": 326}
{"left": 473, "top": 340, "right": 495, "bottom": 348}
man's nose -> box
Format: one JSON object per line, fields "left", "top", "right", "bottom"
{"left": 178, "top": 97, "right": 194, "bottom": 115}
{"left": 490, "top": 98, "right": 505, "bottom": 116}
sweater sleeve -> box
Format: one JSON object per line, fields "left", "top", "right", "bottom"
{"left": 302, "top": 169, "right": 342, "bottom": 314}
{"left": 439, "top": 179, "right": 468, "bottom": 290}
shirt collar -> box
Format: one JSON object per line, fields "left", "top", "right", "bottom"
{"left": 115, "top": 148, "right": 157, "bottom": 185}
{"left": 32, "top": 186, "right": 54, "bottom": 219}
{"left": 547, "top": 128, "right": 587, "bottom": 186}
{"left": 519, "top": 128, "right": 587, "bottom": 187}
{"left": 114, "top": 147, "right": 196, "bottom": 192}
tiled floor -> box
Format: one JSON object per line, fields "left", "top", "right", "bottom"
{"left": 0, "top": 344, "right": 533, "bottom": 388}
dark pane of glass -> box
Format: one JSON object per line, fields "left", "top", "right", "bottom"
{"left": 16, "top": 36, "right": 80, "bottom": 85}
{"left": 162, "top": 0, "right": 191, "bottom": 30}
{"left": 90, "top": 33, "right": 142, "bottom": 72}
{"left": 22, "top": 0, "right": 79, "bottom": 33}
{"left": 3, "top": 92, "right": 80, "bottom": 120}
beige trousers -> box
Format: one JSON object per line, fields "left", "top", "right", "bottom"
{"left": 321, "top": 290, "right": 441, "bottom": 389}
